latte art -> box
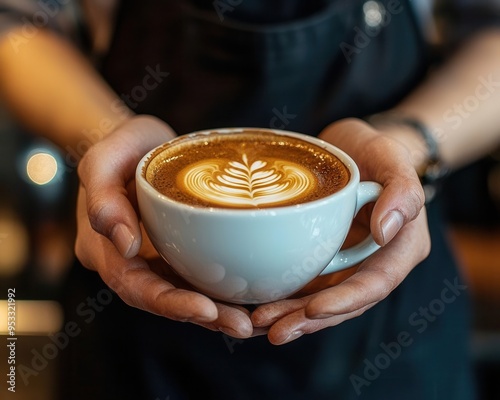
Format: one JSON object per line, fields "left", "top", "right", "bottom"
{"left": 180, "top": 153, "right": 315, "bottom": 207}
{"left": 146, "top": 130, "right": 350, "bottom": 209}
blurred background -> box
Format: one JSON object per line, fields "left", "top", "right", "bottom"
{"left": 1, "top": 2, "right": 500, "bottom": 399}
{"left": 0, "top": 101, "right": 78, "bottom": 399}
{"left": 0, "top": 98, "right": 499, "bottom": 399}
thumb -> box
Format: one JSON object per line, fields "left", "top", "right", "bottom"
{"left": 320, "top": 118, "right": 425, "bottom": 246}
{"left": 77, "top": 115, "right": 176, "bottom": 258}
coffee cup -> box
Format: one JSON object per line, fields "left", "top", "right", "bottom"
{"left": 136, "top": 128, "right": 382, "bottom": 304}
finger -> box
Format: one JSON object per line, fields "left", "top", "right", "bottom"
{"left": 78, "top": 115, "right": 176, "bottom": 258}
{"left": 305, "top": 210, "right": 430, "bottom": 319}
{"left": 76, "top": 193, "right": 218, "bottom": 325}
{"left": 147, "top": 255, "right": 254, "bottom": 338}
{"left": 107, "top": 257, "right": 219, "bottom": 323}
{"left": 251, "top": 298, "right": 307, "bottom": 328}
{"left": 267, "top": 302, "right": 376, "bottom": 345}
{"left": 113, "top": 264, "right": 253, "bottom": 337}
{"left": 250, "top": 260, "right": 360, "bottom": 328}
{"left": 77, "top": 193, "right": 255, "bottom": 335}
{"left": 252, "top": 296, "right": 376, "bottom": 345}
{"left": 199, "top": 304, "right": 254, "bottom": 338}
{"left": 369, "top": 150, "right": 425, "bottom": 246}
{"left": 250, "top": 209, "right": 429, "bottom": 344}
{"left": 355, "top": 133, "right": 425, "bottom": 246}
{"left": 250, "top": 327, "right": 270, "bottom": 337}
{"left": 320, "top": 119, "right": 426, "bottom": 245}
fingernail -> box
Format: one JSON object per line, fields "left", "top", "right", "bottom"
{"left": 280, "top": 330, "right": 304, "bottom": 345}
{"left": 111, "top": 223, "right": 136, "bottom": 258}
{"left": 219, "top": 326, "right": 240, "bottom": 337}
{"left": 309, "top": 313, "right": 334, "bottom": 319}
{"left": 381, "top": 210, "right": 404, "bottom": 245}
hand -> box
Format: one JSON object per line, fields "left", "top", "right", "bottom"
{"left": 251, "top": 118, "right": 431, "bottom": 344}
{"left": 75, "top": 115, "right": 254, "bottom": 338}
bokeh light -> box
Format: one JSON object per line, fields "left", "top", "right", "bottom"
{"left": 0, "top": 300, "right": 63, "bottom": 335}
{"left": 26, "top": 152, "right": 58, "bottom": 185}
{"left": 363, "top": 1, "right": 384, "bottom": 27}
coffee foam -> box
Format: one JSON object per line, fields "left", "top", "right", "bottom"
{"left": 145, "top": 131, "right": 350, "bottom": 209}
{"left": 179, "top": 153, "right": 315, "bottom": 207}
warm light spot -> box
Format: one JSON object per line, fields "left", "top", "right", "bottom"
{"left": 0, "top": 214, "right": 28, "bottom": 276}
{"left": 26, "top": 152, "right": 58, "bottom": 185}
{"left": 0, "top": 300, "right": 63, "bottom": 335}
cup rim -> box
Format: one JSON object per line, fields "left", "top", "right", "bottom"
{"left": 136, "top": 127, "right": 360, "bottom": 214}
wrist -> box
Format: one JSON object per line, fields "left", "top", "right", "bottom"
{"left": 364, "top": 112, "right": 449, "bottom": 202}
{"left": 376, "top": 123, "right": 428, "bottom": 172}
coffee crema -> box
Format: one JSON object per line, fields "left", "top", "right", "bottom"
{"left": 145, "top": 131, "right": 350, "bottom": 209}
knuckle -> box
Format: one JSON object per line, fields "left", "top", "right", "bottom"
{"left": 76, "top": 147, "right": 95, "bottom": 181}
{"left": 76, "top": 142, "right": 107, "bottom": 183}
{"left": 99, "top": 268, "right": 125, "bottom": 300}
{"left": 114, "top": 289, "right": 135, "bottom": 308}
{"left": 347, "top": 305, "right": 373, "bottom": 321}
{"left": 419, "top": 227, "right": 432, "bottom": 261}
{"left": 86, "top": 196, "right": 109, "bottom": 234}
{"left": 422, "top": 242, "right": 431, "bottom": 261}
{"left": 406, "top": 183, "right": 426, "bottom": 217}
{"left": 376, "top": 268, "right": 400, "bottom": 299}
{"left": 365, "top": 134, "right": 397, "bottom": 156}
{"left": 74, "top": 235, "right": 91, "bottom": 269}
{"left": 100, "top": 266, "right": 148, "bottom": 311}
{"left": 344, "top": 279, "right": 374, "bottom": 310}
{"left": 354, "top": 268, "right": 400, "bottom": 306}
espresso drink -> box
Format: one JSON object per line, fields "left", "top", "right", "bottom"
{"left": 144, "top": 130, "right": 350, "bottom": 209}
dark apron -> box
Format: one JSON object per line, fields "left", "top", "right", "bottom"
{"left": 100, "top": 0, "right": 428, "bottom": 134}
{"left": 59, "top": 1, "right": 475, "bottom": 399}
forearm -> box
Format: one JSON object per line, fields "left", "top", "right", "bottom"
{"left": 0, "top": 28, "right": 132, "bottom": 149}
{"left": 388, "top": 29, "right": 500, "bottom": 171}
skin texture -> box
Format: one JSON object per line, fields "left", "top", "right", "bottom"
{"left": 1, "top": 27, "right": 500, "bottom": 344}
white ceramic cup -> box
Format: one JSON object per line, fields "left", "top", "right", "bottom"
{"left": 136, "top": 128, "right": 382, "bottom": 304}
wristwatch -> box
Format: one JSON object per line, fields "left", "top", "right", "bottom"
{"left": 364, "top": 112, "right": 449, "bottom": 203}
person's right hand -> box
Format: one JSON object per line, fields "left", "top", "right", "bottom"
{"left": 250, "top": 118, "right": 430, "bottom": 345}
{"left": 75, "top": 115, "right": 254, "bottom": 338}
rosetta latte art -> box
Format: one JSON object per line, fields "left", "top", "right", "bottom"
{"left": 180, "top": 153, "right": 315, "bottom": 207}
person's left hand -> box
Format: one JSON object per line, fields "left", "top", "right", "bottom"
{"left": 251, "top": 118, "right": 431, "bottom": 344}
{"left": 75, "top": 115, "right": 255, "bottom": 338}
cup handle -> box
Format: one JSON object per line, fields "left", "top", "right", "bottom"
{"left": 320, "top": 182, "right": 383, "bottom": 275}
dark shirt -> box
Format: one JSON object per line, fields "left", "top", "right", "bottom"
{"left": 0, "top": 1, "right": 490, "bottom": 399}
